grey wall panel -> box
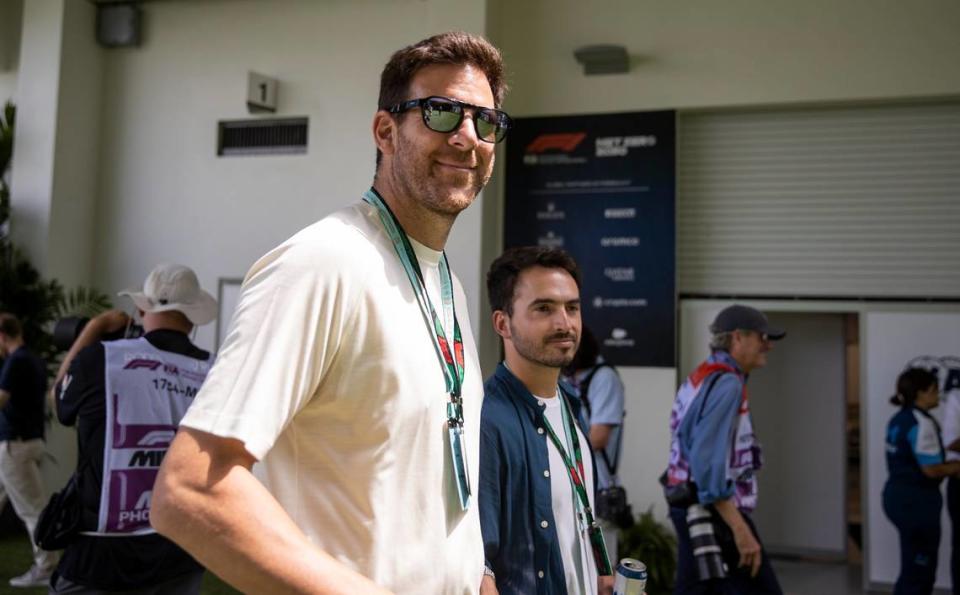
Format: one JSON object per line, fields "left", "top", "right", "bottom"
{"left": 749, "top": 312, "right": 847, "bottom": 556}
{"left": 677, "top": 103, "right": 960, "bottom": 298}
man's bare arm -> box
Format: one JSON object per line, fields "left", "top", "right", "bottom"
{"left": 151, "top": 427, "right": 392, "bottom": 595}
{"left": 0, "top": 388, "right": 9, "bottom": 410}
{"left": 948, "top": 437, "right": 960, "bottom": 454}
{"left": 713, "top": 498, "right": 761, "bottom": 577}
{"left": 589, "top": 424, "right": 614, "bottom": 450}
{"left": 920, "top": 460, "right": 960, "bottom": 479}
{"left": 53, "top": 310, "right": 131, "bottom": 387}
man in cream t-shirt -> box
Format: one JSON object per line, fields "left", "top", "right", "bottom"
{"left": 151, "top": 32, "right": 512, "bottom": 595}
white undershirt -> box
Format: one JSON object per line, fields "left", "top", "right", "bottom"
{"left": 410, "top": 238, "right": 447, "bottom": 336}
{"left": 535, "top": 393, "right": 598, "bottom": 595}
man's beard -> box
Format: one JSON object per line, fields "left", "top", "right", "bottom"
{"left": 509, "top": 325, "right": 579, "bottom": 369}
{"left": 390, "top": 131, "right": 491, "bottom": 217}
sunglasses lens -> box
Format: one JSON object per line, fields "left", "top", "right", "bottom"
{"left": 475, "top": 110, "right": 501, "bottom": 143}
{"left": 423, "top": 99, "right": 462, "bottom": 133}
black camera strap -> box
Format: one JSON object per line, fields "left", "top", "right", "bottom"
{"left": 697, "top": 370, "right": 728, "bottom": 422}
{"left": 580, "top": 363, "right": 623, "bottom": 477}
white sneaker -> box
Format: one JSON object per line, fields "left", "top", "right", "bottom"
{"left": 9, "top": 565, "right": 53, "bottom": 588}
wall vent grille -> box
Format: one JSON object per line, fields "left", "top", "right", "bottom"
{"left": 217, "top": 117, "right": 308, "bottom": 156}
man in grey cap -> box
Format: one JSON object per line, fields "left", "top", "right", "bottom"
{"left": 664, "top": 304, "right": 785, "bottom": 595}
{"left": 48, "top": 263, "right": 216, "bottom": 594}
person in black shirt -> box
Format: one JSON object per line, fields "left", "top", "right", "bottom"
{"left": 50, "top": 264, "right": 217, "bottom": 594}
{"left": 0, "top": 312, "right": 59, "bottom": 588}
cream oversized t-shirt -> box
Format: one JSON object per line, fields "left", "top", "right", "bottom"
{"left": 180, "top": 201, "right": 485, "bottom": 594}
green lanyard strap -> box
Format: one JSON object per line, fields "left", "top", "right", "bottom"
{"left": 362, "top": 188, "right": 465, "bottom": 405}
{"left": 540, "top": 392, "right": 613, "bottom": 576}
{"left": 362, "top": 188, "right": 472, "bottom": 511}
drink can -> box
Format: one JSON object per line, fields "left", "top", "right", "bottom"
{"left": 613, "top": 558, "right": 647, "bottom": 595}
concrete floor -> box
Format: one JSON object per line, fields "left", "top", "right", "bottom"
{"left": 773, "top": 559, "right": 866, "bottom": 595}
{"left": 772, "top": 559, "right": 952, "bottom": 595}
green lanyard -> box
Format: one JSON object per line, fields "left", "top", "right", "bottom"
{"left": 361, "top": 188, "right": 471, "bottom": 510}
{"left": 540, "top": 392, "right": 613, "bottom": 576}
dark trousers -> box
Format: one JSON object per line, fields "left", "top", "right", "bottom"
{"left": 883, "top": 482, "right": 942, "bottom": 595}
{"left": 49, "top": 570, "right": 203, "bottom": 595}
{"left": 669, "top": 506, "right": 783, "bottom": 595}
{"left": 948, "top": 477, "right": 960, "bottom": 595}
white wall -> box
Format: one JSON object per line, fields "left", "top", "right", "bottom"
{"left": 8, "top": 0, "right": 64, "bottom": 267}
{"left": 488, "top": 0, "right": 960, "bottom": 529}
{"left": 47, "top": 0, "right": 102, "bottom": 288}
{"left": 0, "top": 72, "right": 15, "bottom": 103}
{"left": 863, "top": 312, "right": 960, "bottom": 591}
{"left": 492, "top": 0, "right": 960, "bottom": 116}
{"left": 93, "top": 0, "right": 491, "bottom": 352}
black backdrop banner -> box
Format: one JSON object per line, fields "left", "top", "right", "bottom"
{"left": 503, "top": 110, "right": 676, "bottom": 367}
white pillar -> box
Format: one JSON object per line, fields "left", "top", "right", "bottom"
{"left": 10, "top": 0, "right": 102, "bottom": 288}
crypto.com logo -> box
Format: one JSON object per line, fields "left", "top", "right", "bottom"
{"left": 905, "top": 355, "right": 960, "bottom": 392}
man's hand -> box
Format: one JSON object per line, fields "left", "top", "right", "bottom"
{"left": 479, "top": 574, "right": 498, "bottom": 595}
{"left": 152, "top": 428, "right": 393, "bottom": 594}
{"left": 598, "top": 573, "right": 614, "bottom": 595}
{"left": 732, "top": 523, "right": 762, "bottom": 577}
{"left": 53, "top": 309, "right": 132, "bottom": 386}
{"left": 713, "top": 498, "right": 762, "bottom": 578}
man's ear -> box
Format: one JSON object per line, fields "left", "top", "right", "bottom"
{"left": 372, "top": 111, "right": 398, "bottom": 157}
{"left": 491, "top": 310, "right": 511, "bottom": 340}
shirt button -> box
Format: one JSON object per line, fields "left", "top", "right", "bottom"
{"left": 538, "top": 570, "right": 545, "bottom": 579}
{"left": 543, "top": 470, "right": 550, "bottom": 478}
{"left": 540, "top": 520, "right": 549, "bottom": 529}
{"left": 537, "top": 427, "right": 545, "bottom": 435}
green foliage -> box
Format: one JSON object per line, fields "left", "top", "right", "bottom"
{"left": 0, "top": 243, "right": 64, "bottom": 364}
{"left": 618, "top": 506, "right": 677, "bottom": 595}
{"left": 57, "top": 286, "right": 113, "bottom": 320}
{"left": 0, "top": 101, "right": 13, "bottom": 229}
{"left": 0, "top": 101, "right": 13, "bottom": 175}
{"left": 0, "top": 100, "right": 65, "bottom": 365}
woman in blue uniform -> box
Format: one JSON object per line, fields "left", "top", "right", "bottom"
{"left": 884, "top": 368, "right": 960, "bottom": 595}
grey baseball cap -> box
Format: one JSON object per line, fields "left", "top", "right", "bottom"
{"left": 709, "top": 304, "right": 785, "bottom": 340}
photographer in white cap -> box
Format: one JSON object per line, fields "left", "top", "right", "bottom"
{"left": 47, "top": 263, "right": 216, "bottom": 594}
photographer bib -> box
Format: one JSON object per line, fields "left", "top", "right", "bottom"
{"left": 88, "top": 338, "right": 210, "bottom": 535}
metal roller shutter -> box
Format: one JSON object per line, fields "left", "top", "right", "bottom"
{"left": 677, "top": 102, "right": 960, "bottom": 299}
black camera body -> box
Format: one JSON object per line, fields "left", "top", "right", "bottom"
{"left": 52, "top": 316, "right": 143, "bottom": 352}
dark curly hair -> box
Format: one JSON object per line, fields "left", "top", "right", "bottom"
{"left": 375, "top": 31, "right": 507, "bottom": 166}
{"left": 0, "top": 312, "right": 22, "bottom": 339}
{"left": 890, "top": 367, "right": 938, "bottom": 407}
{"left": 486, "top": 246, "right": 580, "bottom": 316}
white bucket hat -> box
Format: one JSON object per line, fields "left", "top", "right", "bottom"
{"left": 118, "top": 263, "right": 217, "bottom": 326}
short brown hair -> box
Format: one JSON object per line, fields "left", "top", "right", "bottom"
{"left": 0, "top": 313, "right": 22, "bottom": 339}
{"left": 487, "top": 247, "right": 581, "bottom": 316}
{"left": 376, "top": 31, "right": 508, "bottom": 165}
